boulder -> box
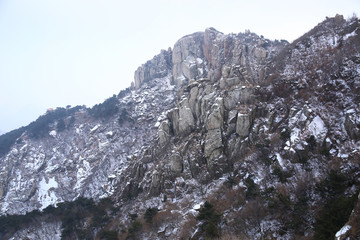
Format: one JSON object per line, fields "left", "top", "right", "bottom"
{"left": 239, "top": 87, "right": 255, "bottom": 104}
{"left": 206, "top": 98, "right": 224, "bottom": 130}
{"left": 169, "top": 108, "right": 180, "bottom": 136}
{"left": 158, "top": 120, "right": 171, "bottom": 146}
{"left": 236, "top": 112, "right": 252, "bottom": 137}
{"left": 178, "top": 98, "right": 195, "bottom": 135}
{"left": 135, "top": 163, "right": 145, "bottom": 181}
{"left": 0, "top": 185, "right": 4, "bottom": 199}
{"left": 344, "top": 113, "right": 360, "bottom": 140}
{"left": 254, "top": 47, "right": 267, "bottom": 60}
{"left": 226, "top": 110, "right": 238, "bottom": 136}
{"left": 224, "top": 89, "right": 241, "bottom": 110}
{"left": 170, "top": 153, "right": 183, "bottom": 173}
{"left": 220, "top": 77, "right": 241, "bottom": 89}
{"left": 150, "top": 171, "right": 163, "bottom": 195}
{"left": 204, "top": 129, "right": 223, "bottom": 166}
{"left": 199, "top": 89, "right": 216, "bottom": 124}
{"left": 188, "top": 85, "right": 199, "bottom": 117}
{"left": 182, "top": 56, "right": 198, "bottom": 80}
{"left": 222, "top": 65, "right": 231, "bottom": 78}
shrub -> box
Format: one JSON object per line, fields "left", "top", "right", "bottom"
{"left": 244, "top": 176, "right": 259, "bottom": 199}
{"left": 314, "top": 195, "right": 357, "bottom": 240}
{"left": 144, "top": 207, "right": 158, "bottom": 223}
{"left": 255, "top": 141, "right": 272, "bottom": 165}
{"left": 224, "top": 176, "right": 236, "bottom": 188}
{"left": 118, "top": 108, "right": 131, "bottom": 125}
{"left": 117, "top": 87, "right": 131, "bottom": 99}
{"left": 127, "top": 220, "right": 142, "bottom": 239}
{"left": 320, "top": 147, "right": 330, "bottom": 157}
{"left": 314, "top": 170, "right": 357, "bottom": 240}
{"left": 99, "top": 230, "right": 118, "bottom": 240}
{"left": 0, "top": 127, "right": 26, "bottom": 157}
{"left": 306, "top": 135, "right": 317, "bottom": 151}
{"left": 235, "top": 199, "right": 266, "bottom": 237}
{"left": 28, "top": 107, "right": 68, "bottom": 138}
{"left": 273, "top": 80, "right": 293, "bottom": 98}
{"left": 280, "top": 128, "right": 291, "bottom": 141}
{"left": 57, "top": 118, "right": 66, "bottom": 132}
{"left": 315, "top": 170, "right": 348, "bottom": 199}
{"left": 129, "top": 213, "right": 138, "bottom": 221}
{"left": 27, "top": 106, "right": 82, "bottom": 139}
{"left": 0, "top": 196, "right": 113, "bottom": 240}
{"left": 196, "top": 201, "right": 222, "bottom": 238}
{"left": 272, "top": 166, "right": 291, "bottom": 183}
{"left": 90, "top": 95, "right": 119, "bottom": 119}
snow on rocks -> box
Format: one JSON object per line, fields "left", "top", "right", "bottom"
{"left": 308, "top": 115, "right": 327, "bottom": 143}
{"left": 343, "top": 29, "right": 357, "bottom": 41}
{"left": 106, "top": 131, "right": 114, "bottom": 138}
{"left": 49, "top": 130, "right": 57, "bottom": 137}
{"left": 90, "top": 124, "right": 101, "bottom": 133}
{"left": 275, "top": 153, "right": 286, "bottom": 170}
{"left": 286, "top": 105, "right": 328, "bottom": 151}
{"left": 0, "top": 68, "right": 176, "bottom": 216}
{"left": 335, "top": 224, "right": 351, "bottom": 240}
{"left": 38, "top": 176, "right": 59, "bottom": 210}
{"left": 192, "top": 202, "right": 203, "bottom": 211}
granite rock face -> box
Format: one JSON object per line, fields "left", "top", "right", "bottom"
{"left": 134, "top": 49, "right": 172, "bottom": 89}
{"left": 2, "top": 15, "right": 360, "bottom": 240}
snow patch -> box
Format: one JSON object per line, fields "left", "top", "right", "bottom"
{"left": 106, "top": 131, "right": 114, "bottom": 137}
{"left": 335, "top": 224, "right": 351, "bottom": 239}
{"left": 344, "top": 30, "right": 357, "bottom": 41}
{"left": 90, "top": 124, "right": 100, "bottom": 133}
{"left": 346, "top": 109, "right": 355, "bottom": 114}
{"left": 185, "top": 55, "right": 196, "bottom": 64}
{"left": 38, "top": 176, "right": 59, "bottom": 210}
{"left": 49, "top": 130, "right": 57, "bottom": 137}
{"left": 10, "top": 148, "right": 19, "bottom": 156}
{"left": 308, "top": 116, "right": 327, "bottom": 142}
{"left": 108, "top": 174, "right": 116, "bottom": 179}
{"left": 290, "top": 127, "right": 300, "bottom": 144}
{"left": 193, "top": 202, "right": 203, "bottom": 210}
{"left": 196, "top": 58, "right": 203, "bottom": 64}
{"left": 276, "top": 153, "right": 285, "bottom": 169}
{"left": 75, "top": 160, "right": 91, "bottom": 190}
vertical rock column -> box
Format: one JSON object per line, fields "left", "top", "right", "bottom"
{"left": 204, "top": 98, "right": 225, "bottom": 169}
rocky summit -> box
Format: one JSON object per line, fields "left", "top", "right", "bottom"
{"left": 0, "top": 14, "right": 360, "bottom": 240}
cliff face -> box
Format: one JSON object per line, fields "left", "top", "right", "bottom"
{"left": 135, "top": 27, "right": 278, "bottom": 90}
{"left": 1, "top": 15, "right": 360, "bottom": 240}
{"left": 134, "top": 49, "right": 173, "bottom": 89}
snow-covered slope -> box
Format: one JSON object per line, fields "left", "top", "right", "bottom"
{"left": 0, "top": 74, "right": 175, "bottom": 215}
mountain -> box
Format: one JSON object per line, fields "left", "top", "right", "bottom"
{"left": 0, "top": 14, "right": 359, "bottom": 240}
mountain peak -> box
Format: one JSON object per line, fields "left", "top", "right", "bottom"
{"left": 133, "top": 27, "right": 286, "bottom": 91}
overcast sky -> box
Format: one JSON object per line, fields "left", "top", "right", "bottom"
{"left": 0, "top": 0, "right": 359, "bottom": 133}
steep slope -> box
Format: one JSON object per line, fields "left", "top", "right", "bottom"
{"left": 0, "top": 73, "right": 175, "bottom": 215}
{"left": 0, "top": 15, "right": 359, "bottom": 240}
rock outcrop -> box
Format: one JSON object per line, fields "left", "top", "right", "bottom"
{"left": 134, "top": 49, "right": 172, "bottom": 89}
{"left": 1, "top": 15, "right": 360, "bottom": 240}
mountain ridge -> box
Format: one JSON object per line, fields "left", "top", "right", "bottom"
{"left": 0, "top": 14, "right": 360, "bottom": 240}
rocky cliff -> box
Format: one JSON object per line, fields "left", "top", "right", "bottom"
{"left": 0, "top": 15, "right": 360, "bottom": 240}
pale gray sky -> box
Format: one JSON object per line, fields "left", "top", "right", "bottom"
{"left": 0, "top": 0, "right": 359, "bottom": 133}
